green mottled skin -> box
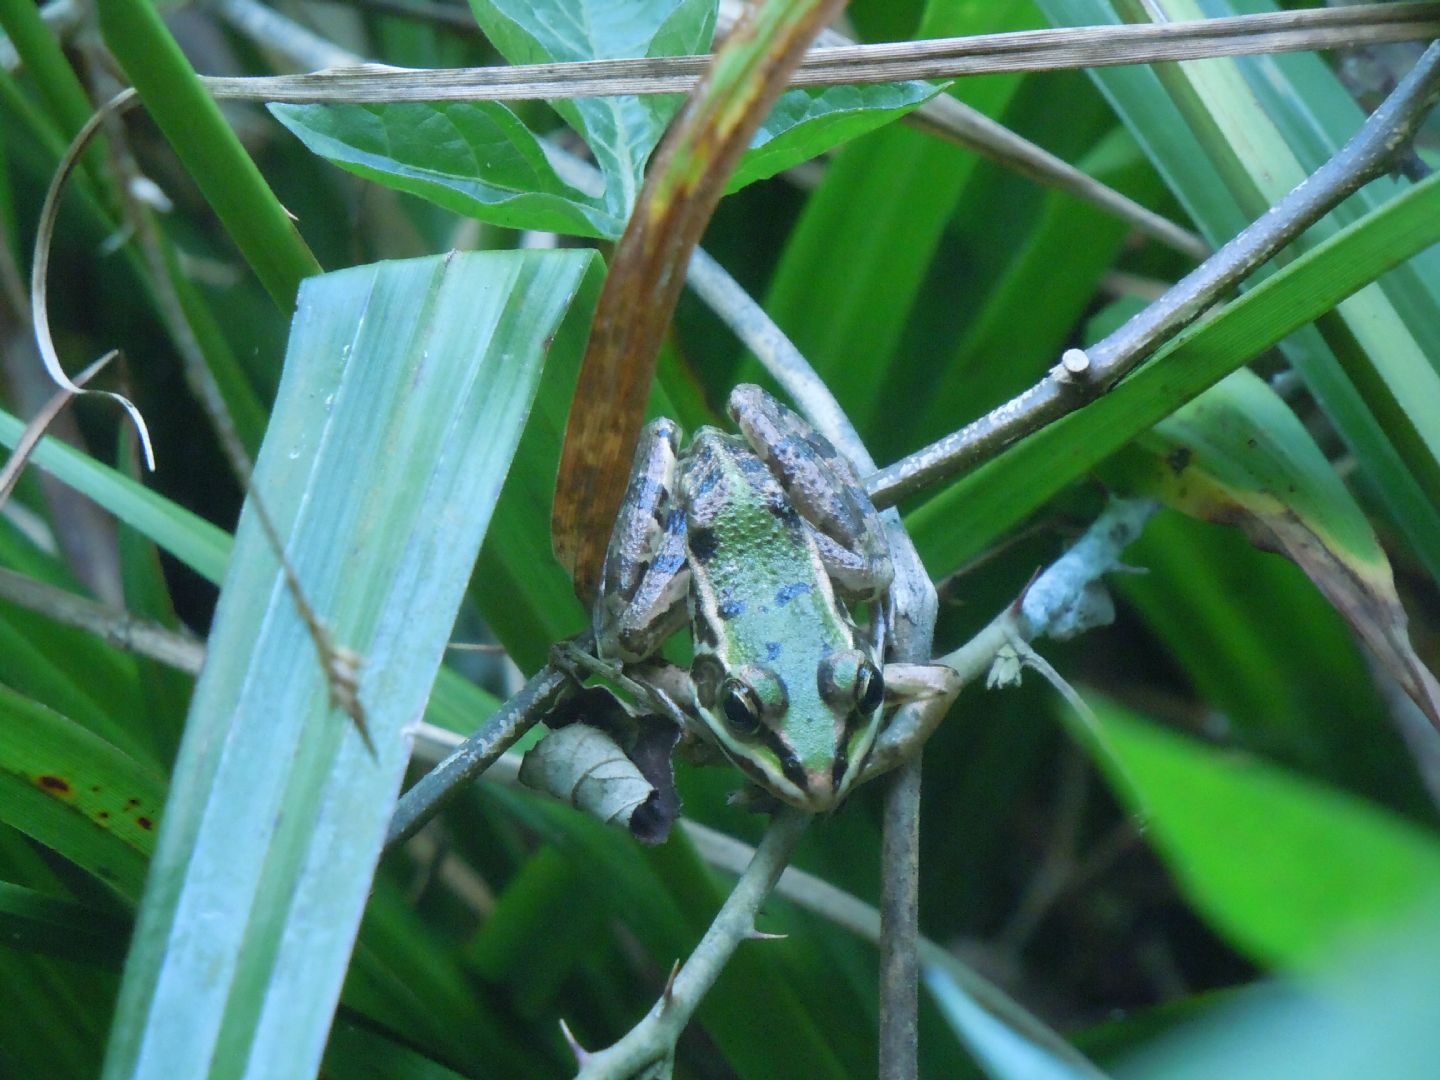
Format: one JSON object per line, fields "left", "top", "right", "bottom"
{"left": 685, "top": 431, "right": 867, "bottom": 784}
{"left": 593, "top": 386, "right": 896, "bottom": 810}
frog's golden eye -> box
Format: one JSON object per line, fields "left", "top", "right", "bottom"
{"left": 717, "top": 666, "right": 788, "bottom": 737}
{"left": 819, "top": 650, "right": 884, "bottom": 714}
{"left": 720, "top": 679, "right": 764, "bottom": 736}
{"left": 855, "top": 660, "right": 884, "bottom": 714}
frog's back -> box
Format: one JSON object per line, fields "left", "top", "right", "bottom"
{"left": 679, "top": 430, "right": 853, "bottom": 661}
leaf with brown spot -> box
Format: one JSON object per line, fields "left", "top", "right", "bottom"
{"left": 552, "top": 0, "right": 849, "bottom": 601}
{"left": 1107, "top": 369, "right": 1440, "bottom": 731}
{"left": 0, "top": 684, "right": 166, "bottom": 903}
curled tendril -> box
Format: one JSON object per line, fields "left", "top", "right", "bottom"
{"left": 30, "top": 88, "right": 155, "bottom": 471}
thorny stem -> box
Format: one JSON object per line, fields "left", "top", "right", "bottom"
{"left": 868, "top": 39, "right": 1440, "bottom": 508}
{"left": 574, "top": 807, "right": 811, "bottom": 1080}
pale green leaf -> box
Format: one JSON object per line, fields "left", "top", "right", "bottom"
{"left": 102, "top": 249, "right": 601, "bottom": 1080}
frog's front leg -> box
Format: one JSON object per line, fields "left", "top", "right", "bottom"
{"left": 594, "top": 417, "right": 691, "bottom": 663}
{"left": 726, "top": 384, "right": 892, "bottom": 601}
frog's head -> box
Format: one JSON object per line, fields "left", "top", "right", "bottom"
{"left": 690, "top": 646, "right": 886, "bottom": 811}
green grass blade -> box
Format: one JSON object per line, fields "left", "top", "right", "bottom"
{"left": 96, "top": 0, "right": 321, "bottom": 308}
{"left": 0, "top": 880, "right": 129, "bottom": 967}
{"left": 0, "top": 684, "right": 165, "bottom": 903}
{"left": 0, "top": 410, "right": 231, "bottom": 585}
{"left": 101, "top": 249, "right": 600, "bottom": 1080}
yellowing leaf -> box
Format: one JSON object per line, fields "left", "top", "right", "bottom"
{"left": 1109, "top": 369, "right": 1440, "bottom": 731}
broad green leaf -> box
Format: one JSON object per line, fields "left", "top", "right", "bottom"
{"left": 102, "top": 249, "right": 601, "bottom": 1080}
{"left": 727, "top": 81, "right": 944, "bottom": 193}
{"left": 0, "top": 684, "right": 165, "bottom": 902}
{"left": 1077, "top": 697, "right": 1440, "bottom": 968}
{"left": 467, "top": 0, "right": 716, "bottom": 217}
{"left": 1105, "top": 369, "right": 1440, "bottom": 730}
{"left": 269, "top": 102, "right": 622, "bottom": 238}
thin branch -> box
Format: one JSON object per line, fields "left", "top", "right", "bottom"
{"left": 0, "top": 566, "right": 204, "bottom": 674}
{"left": 575, "top": 807, "right": 811, "bottom": 1080}
{"left": 199, "top": 5, "right": 1440, "bottom": 103}
{"left": 216, "top": 0, "right": 1205, "bottom": 261}
{"left": 908, "top": 93, "right": 1208, "bottom": 260}
{"left": 384, "top": 659, "right": 574, "bottom": 852}
{"left": 405, "top": 726, "right": 1107, "bottom": 1078}
{"left": 867, "top": 40, "right": 1440, "bottom": 508}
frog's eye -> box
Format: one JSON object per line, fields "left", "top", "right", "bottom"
{"left": 717, "top": 666, "right": 788, "bottom": 737}
{"left": 819, "top": 650, "right": 884, "bottom": 714}
{"left": 719, "top": 679, "right": 764, "bottom": 736}
{"left": 855, "top": 660, "right": 885, "bottom": 715}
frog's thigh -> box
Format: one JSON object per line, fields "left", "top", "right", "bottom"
{"left": 607, "top": 507, "right": 690, "bottom": 661}
{"left": 727, "top": 385, "right": 891, "bottom": 597}
{"left": 596, "top": 419, "right": 690, "bottom": 660}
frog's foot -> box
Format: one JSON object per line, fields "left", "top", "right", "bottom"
{"left": 883, "top": 661, "right": 962, "bottom": 704}
{"left": 552, "top": 642, "right": 694, "bottom": 731}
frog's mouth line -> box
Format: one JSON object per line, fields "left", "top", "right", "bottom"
{"left": 715, "top": 725, "right": 860, "bottom": 811}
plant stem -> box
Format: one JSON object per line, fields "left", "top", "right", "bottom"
{"left": 868, "top": 40, "right": 1440, "bottom": 508}
{"left": 575, "top": 807, "right": 811, "bottom": 1080}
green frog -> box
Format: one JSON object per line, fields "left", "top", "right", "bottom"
{"left": 590, "top": 385, "right": 948, "bottom": 812}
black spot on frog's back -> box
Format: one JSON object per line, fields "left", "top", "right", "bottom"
{"left": 718, "top": 597, "right": 746, "bottom": 620}
{"left": 689, "top": 526, "right": 718, "bottom": 563}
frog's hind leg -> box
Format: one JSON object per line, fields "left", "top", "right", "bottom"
{"left": 727, "top": 384, "right": 892, "bottom": 601}
{"left": 594, "top": 418, "right": 691, "bottom": 662}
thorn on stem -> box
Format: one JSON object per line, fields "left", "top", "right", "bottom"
{"left": 661, "top": 958, "right": 681, "bottom": 1009}
{"left": 747, "top": 928, "right": 788, "bottom": 941}
{"left": 559, "top": 1018, "right": 590, "bottom": 1065}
